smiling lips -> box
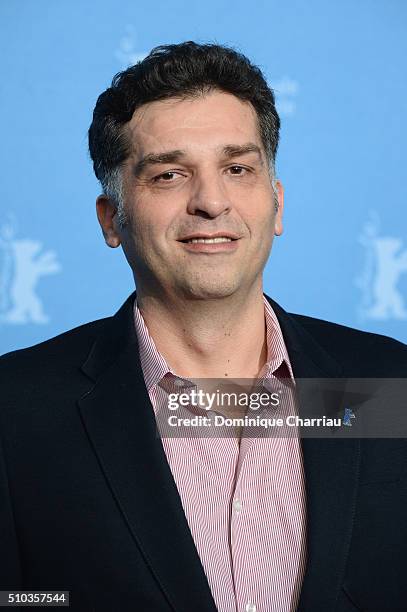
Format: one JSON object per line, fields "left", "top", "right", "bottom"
{"left": 185, "top": 237, "right": 232, "bottom": 244}
{"left": 179, "top": 231, "right": 240, "bottom": 241}
{"left": 178, "top": 233, "right": 240, "bottom": 253}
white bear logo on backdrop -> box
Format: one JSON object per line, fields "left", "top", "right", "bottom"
{"left": 356, "top": 211, "right": 407, "bottom": 320}
{"left": 0, "top": 220, "right": 61, "bottom": 325}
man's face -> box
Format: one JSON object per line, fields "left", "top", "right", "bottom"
{"left": 97, "top": 90, "right": 284, "bottom": 301}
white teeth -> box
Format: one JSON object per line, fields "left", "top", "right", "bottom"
{"left": 186, "top": 237, "right": 233, "bottom": 244}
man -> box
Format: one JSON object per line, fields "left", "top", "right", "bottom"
{"left": 1, "top": 42, "right": 406, "bottom": 612}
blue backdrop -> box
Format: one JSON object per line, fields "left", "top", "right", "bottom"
{"left": 1, "top": 0, "right": 406, "bottom": 355}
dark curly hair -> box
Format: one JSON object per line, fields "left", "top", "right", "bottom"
{"left": 88, "top": 41, "right": 280, "bottom": 214}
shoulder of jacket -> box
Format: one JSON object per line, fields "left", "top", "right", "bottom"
{"left": 0, "top": 317, "right": 111, "bottom": 373}
{"left": 290, "top": 312, "right": 405, "bottom": 345}
{"left": 289, "top": 312, "right": 407, "bottom": 375}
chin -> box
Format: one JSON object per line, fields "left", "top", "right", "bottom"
{"left": 179, "top": 280, "right": 240, "bottom": 301}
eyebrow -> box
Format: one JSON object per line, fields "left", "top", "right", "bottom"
{"left": 132, "top": 142, "right": 264, "bottom": 177}
{"left": 133, "top": 150, "right": 185, "bottom": 176}
{"left": 222, "top": 143, "right": 264, "bottom": 162}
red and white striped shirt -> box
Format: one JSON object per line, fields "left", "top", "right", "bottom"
{"left": 133, "top": 296, "right": 306, "bottom": 612}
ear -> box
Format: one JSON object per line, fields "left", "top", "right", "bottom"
{"left": 273, "top": 179, "right": 284, "bottom": 236}
{"left": 96, "top": 195, "right": 121, "bottom": 248}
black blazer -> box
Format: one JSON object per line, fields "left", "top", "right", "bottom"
{"left": 1, "top": 292, "right": 406, "bottom": 612}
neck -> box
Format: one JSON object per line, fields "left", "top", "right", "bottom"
{"left": 136, "top": 285, "right": 268, "bottom": 379}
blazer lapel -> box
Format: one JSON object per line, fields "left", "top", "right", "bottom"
{"left": 266, "top": 296, "right": 361, "bottom": 612}
{"left": 78, "top": 292, "right": 217, "bottom": 612}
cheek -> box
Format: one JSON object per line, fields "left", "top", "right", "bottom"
{"left": 129, "top": 207, "right": 175, "bottom": 255}
{"left": 242, "top": 200, "right": 275, "bottom": 235}
{"left": 235, "top": 182, "right": 274, "bottom": 215}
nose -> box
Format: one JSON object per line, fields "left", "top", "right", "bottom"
{"left": 186, "top": 170, "right": 232, "bottom": 218}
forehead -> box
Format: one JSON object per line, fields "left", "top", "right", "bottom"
{"left": 126, "top": 90, "right": 263, "bottom": 157}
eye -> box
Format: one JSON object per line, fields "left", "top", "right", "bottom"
{"left": 227, "top": 165, "right": 249, "bottom": 176}
{"left": 153, "top": 171, "right": 182, "bottom": 182}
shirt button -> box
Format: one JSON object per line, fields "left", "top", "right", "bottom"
{"left": 233, "top": 499, "right": 242, "bottom": 513}
{"left": 245, "top": 603, "right": 256, "bottom": 612}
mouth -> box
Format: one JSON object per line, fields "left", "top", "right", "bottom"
{"left": 177, "top": 232, "right": 240, "bottom": 244}
{"left": 177, "top": 233, "right": 240, "bottom": 254}
{"left": 180, "top": 237, "right": 235, "bottom": 244}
